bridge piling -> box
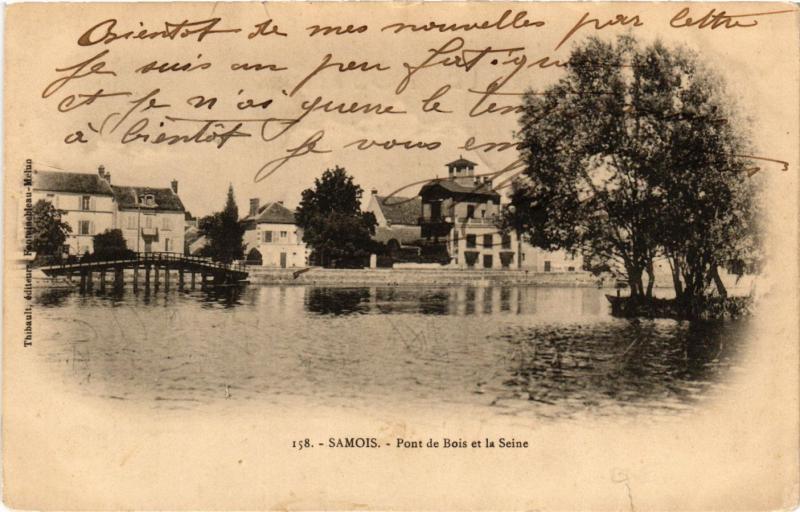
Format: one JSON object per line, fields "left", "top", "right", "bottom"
{"left": 133, "top": 264, "right": 139, "bottom": 292}
{"left": 165, "top": 265, "right": 170, "bottom": 291}
{"left": 100, "top": 270, "right": 106, "bottom": 292}
{"left": 86, "top": 270, "right": 93, "bottom": 290}
{"left": 79, "top": 271, "right": 87, "bottom": 292}
{"left": 114, "top": 267, "right": 124, "bottom": 290}
{"left": 145, "top": 264, "right": 151, "bottom": 289}
{"left": 154, "top": 264, "right": 160, "bottom": 291}
{"left": 178, "top": 268, "right": 184, "bottom": 290}
{"left": 191, "top": 271, "right": 196, "bottom": 290}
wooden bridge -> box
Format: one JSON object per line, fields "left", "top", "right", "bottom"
{"left": 39, "top": 252, "right": 249, "bottom": 292}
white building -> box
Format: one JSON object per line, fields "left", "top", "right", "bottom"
{"left": 32, "top": 166, "right": 186, "bottom": 255}
{"left": 242, "top": 199, "right": 308, "bottom": 268}
{"left": 32, "top": 167, "right": 115, "bottom": 255}
{"left": 111, "top": 180, "right": 186, "bottom": 253}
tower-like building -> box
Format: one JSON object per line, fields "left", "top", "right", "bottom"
{"left": 418, "top": 158, "right": 518, "bottom": 269}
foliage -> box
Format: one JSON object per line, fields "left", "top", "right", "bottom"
{"left": 508, "top": 35, "right": 760, "bottom": 311}
{"left": 31, "top": 199, "right": 71, "bottom": 258}
{"left": 93, "top": 229, "right": 134, "bottom": 260}
{"left": 246, "top": 247, "right": 263, "bottom": 265}
{"left": 198, "top": 184, "right": 246, "bottom": 263}
{"left": 295, "top": 166, "right": 378, "bottom": 267}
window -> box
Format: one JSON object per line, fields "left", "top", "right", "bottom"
{"left": 144, "top": 194, "right": 155, "bottom": 206}
{"left": 127, "top": 216, "right": 136, "bottom": 229}
{"left": 81, "top": 195, "right": 91, "bottom": 211}
{"left": 501, "top": 234, "right": 512, "bottom": 249}
{"left": 78, "top": 220, "right": 91, "bottom": 235}
{"left": 483, "top": 234, "right": 493, "bottom": 248}
{"left": 145, "top": 215, "right": 153, "bottom": 228}
{"left": 466, "top": 234, "right": 476, "bottom": 248}
{"left": 430, "top": 201, "right": 441, "bottom": 220}
{"left": 544, "top": 261, "right": 551, "bottom": 272}
{"left": 263, "top": 231, "right": 273, "bottom": 243}
{"left": 568, "top": 266, "right": 575, "bottom": 272}
{"left": 280, "top": 231, "right": 287, "bottom": 239}
{"left": 467, "top": 205, "right": 475, "bottom": 219}
{"left": 483, "top": 254, "right": 493, "bottom": 268}
{"left": 464, "top": 251, "right": 479, "bottom": 268}
{"left": 164, "top": 238, "right": 171, "bottom": 252}
{"left": 162, "top": 217, "right": 172, "bottom": 230}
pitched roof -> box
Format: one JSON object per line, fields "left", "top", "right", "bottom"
{"left": 250, "top": 202, "right": 296, "bottom": 225}
{"left": 33, "top": 170, "right": 114, "bottom": 195}
{"left": 373, "top": 196, "right": 420, "bottom": 226}
{"left": 111, "top": 185, "right": 186, "bottom": 212}
{"left": 420, "top": 179, "right": 500, "bottom": 198}
{"left": 447, "top": 157, "right": 478, "bottom": 168}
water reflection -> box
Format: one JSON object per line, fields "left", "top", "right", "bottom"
{"left": 301, "top": 286, "right": 608, "bottom": 319}
{"left": 32, "top": 284, "right": 747, "bottom": 418}
{"left": 497, "top": 320, "right": 738, "bottom": 417}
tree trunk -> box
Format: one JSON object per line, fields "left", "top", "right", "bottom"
{"left": 668, "top": 256, "right": 684, "bottom": 301}
{"left": 645, "top": 260, "right": 655, "bottom": 298}
{"left": 711, "top": 265, "right": 728, "bottom": 299}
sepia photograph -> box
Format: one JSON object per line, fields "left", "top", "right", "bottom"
{"left": 3, "top": 2, "right": 799, "bottom": 509}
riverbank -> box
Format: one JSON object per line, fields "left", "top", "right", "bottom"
{"left": 26, "top": 264, "right": 601, "bottom": 288}
{"left": 246, "top": 267, "right": 600, "bottom": 287}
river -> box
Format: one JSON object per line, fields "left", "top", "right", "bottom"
{"left": 33, "top": 285, "right": 748, "bottom": 419}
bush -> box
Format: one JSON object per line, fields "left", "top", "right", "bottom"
{"left": 93, "top": 229, "right": 135, "bottom": 260}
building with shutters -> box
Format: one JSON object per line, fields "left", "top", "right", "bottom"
{"left": 32, "top": 167, "right": 116, "bottom": 255}
{"left": 32, "top": 166, "right": 186, "bottom": 255}
{"left": 241, "top": 199, "right": 308, "bottom": 267}
{"left": 111, "top": 180, "right": 186, "bottom": 254}
{"left": 418, "top": 157, "right": 519, "bottom": 269}
{"left": 418, "top": 157, "right": 582, "bottom": 271}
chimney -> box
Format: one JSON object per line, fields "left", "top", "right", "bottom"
{"left": 249, "top": 198, "right": 260, "bottom": 216}
{"left": 171, "top": 179, "right": 178, "bottom": 194}
{"left": 98, "top": 165, "right": 110, "bottom": 183}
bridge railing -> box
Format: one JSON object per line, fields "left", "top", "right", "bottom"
{"left": 136, "top": 252, "right": 248, "bottom": 273}
{"left": 41, "top": 252, "right": 247, "bottom": 274}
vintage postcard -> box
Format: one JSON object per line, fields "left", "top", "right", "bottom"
{"left": 3, "top": 2, "right": 799, "bottom": 509}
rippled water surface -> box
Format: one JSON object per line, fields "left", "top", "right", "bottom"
{"left": 34, "top": 285, "right": 748, "bottom": 418}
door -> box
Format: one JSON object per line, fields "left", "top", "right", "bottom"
{"left": 483, "top": 254, "right": 493, "bottom": 268}
{"left": 144, "top": 240, "right": 152, "bottom": 253}
{"left": 280, "top": 252, "right": 287, "bottom": 268}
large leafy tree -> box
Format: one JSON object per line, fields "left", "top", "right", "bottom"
{"left": 198, "top": 184, "right": 246, "bottom": 263}
{"left": 31, "top": 199, "right": 71, "bottom": 258}
{"left": 509, "top": 35, "right": 760, "bottom": 307}
{"left": 296, "top": 166, "right": 377, "bottom": 267}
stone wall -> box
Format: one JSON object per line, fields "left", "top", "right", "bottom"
{"left": 246, "top": 266, "right": 600, "bottom": 287}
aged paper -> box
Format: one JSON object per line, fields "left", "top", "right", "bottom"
{"left": 3, "top": 2, "right": 799, "bottom": 509}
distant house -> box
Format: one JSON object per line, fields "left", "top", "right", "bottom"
{"left": 32, "top": 166, "right": 115, "bottom": 255}
{"left": 365, "top": 189, "right": 422, "bottom": 253}
{"left": 518, "top": 244, "right": 582, "bottom": 273}
{"left": 242, "top": 198, "right": 308, "bottom": 268}
{"left": 111, "top": 179, "right": 186, "bottom": 253}
{"left": 419, "top": 157, "right": 518, "bottom": 269}
{"left": 418, "top": 157, "right": 583, "bottom": 271}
